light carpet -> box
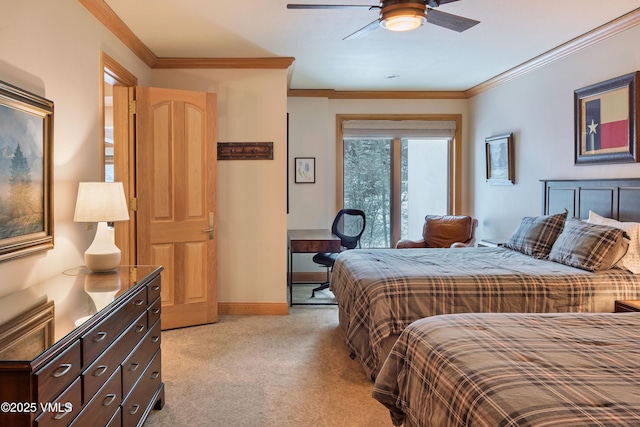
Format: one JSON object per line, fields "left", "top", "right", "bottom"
{"left": 144, "top": 306, "right": 394, "bottom": 427}
{"left": 291, "top": 283, "right": 337, "bottom": 306}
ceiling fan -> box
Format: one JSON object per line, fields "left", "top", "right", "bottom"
{"left": 287, "top": 0, "right": 479, "bottom": 40}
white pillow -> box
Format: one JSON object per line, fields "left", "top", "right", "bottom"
{"left": 588, "top": 211, "right": 640, "bottom": 273}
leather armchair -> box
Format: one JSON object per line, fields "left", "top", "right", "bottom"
{"left": 395, "top": 215, "right": 478, "bottom": 249}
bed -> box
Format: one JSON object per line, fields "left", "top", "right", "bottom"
{"left": 372, "top": 311, "right": 640, "bottom": 427}
{"left": 330, "top": 178, "right": 640, "bottom": 380}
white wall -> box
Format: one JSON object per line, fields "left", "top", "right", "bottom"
{"left": 287, "top": 97, "right": 469, "bottom": 270}
{"left": 0, "top": 0, "right": 150, "bottom": 298}
{"left": 469, "top": 23, "right": 640, "bottom": 242}
{"left": 152, "top": 69, "right": 289, "bottom": 304}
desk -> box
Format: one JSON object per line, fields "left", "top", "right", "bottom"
{"left": 288, "top": 229, "right": 341, "bottom": 306}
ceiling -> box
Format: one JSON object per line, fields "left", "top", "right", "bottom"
{"left": 102, "top": 0, "right": 640, "bottom": 92}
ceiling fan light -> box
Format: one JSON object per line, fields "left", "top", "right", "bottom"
{"left": 379, "top": 3, "right": 427, "bottom": 33}
{"left": 381, "top": 14, "right": 425, "bottom": 32}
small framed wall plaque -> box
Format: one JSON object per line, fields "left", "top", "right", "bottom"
{"left": 217, "top": 142, "right": 273, "bottom": 160}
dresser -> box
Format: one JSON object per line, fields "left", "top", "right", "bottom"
{"left": 0, "top": 266, "right": 164, "bottom": 427}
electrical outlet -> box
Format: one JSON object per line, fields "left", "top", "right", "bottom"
{"left": 86, "top": 223, "right": 94, "bottom": 231}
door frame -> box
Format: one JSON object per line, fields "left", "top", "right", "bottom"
{"left": 101, "top": 52, "right": 137, "bottom": 266}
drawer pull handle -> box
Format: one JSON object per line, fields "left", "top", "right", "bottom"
{"left": 134, "top": 299, "right": 144, "bottom": 306}
{"left": 52, "top": 364, "right": 72, "bottom": 378}
{"left": 93, "top": 332, "right": 108, "bottom": 342}
{"left": 151, "top": 308, "right": 160, "bottom": 314}
{"left": 150, "top": 371, "right": 160, "bottom": 380}
{"left": 53, "top": 410, "right": 71, "bottom": 421}
{"left": 151, "top": 336, "right": 160, "bottom": 343}
{"left": 151, "top": 285, "right": 160, "bottom": 291}
{"left": 103, "top": 394, "right": 117, "bottom": 406}
{"left": 129, "top": 363, "right": 140, "bottom": 372}
{"left": 129, "top": 404, "right": 140, "bottom": 415}
{"left": 135, "top": 325, "right": 145, "bottom": 333}
{"left": 93, "top": 365, "right": 109, "bottom": 377}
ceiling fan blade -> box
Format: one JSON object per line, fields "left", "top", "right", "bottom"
{"left": 287, "top": 4, "right": 378, "bottom": 9}
{"left": 426, "top": 0, "right": 460, "bottom": 6}
{"left": 342, "top": 19, "right": 380, "bottom": 40}
{"left": 426, "top": 9, "right": 480, "bottom": 32}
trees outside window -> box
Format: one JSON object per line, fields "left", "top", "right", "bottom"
{"left": 343, "top": 137, "right": 449, "bottom": 248}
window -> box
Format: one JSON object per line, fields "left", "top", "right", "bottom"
{"left": 337, "top": 115, "right": 461, "bottom": 248}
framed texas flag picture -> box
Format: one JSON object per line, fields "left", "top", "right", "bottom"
{"left": 575, "top": 72, "right": 639, "bottom": 165}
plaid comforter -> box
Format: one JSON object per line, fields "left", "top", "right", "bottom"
{"left": 372, "top": 312, "right": 640, "bottom": 427}
{"left": 330, "top": 247, "right": 640, "bottom": 379}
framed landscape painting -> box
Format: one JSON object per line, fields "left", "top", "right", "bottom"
{"left": 0, "top": 81, "right": 54, "bottom": 262}
{"left": 574, "top": 72, "right": 639, "bottom": 165}
{"left": 485, "top": 133, "right": 514, "bottom": 185}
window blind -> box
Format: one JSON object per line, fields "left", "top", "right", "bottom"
{"left": 342, "top": 120, "right": 456, "bottom": 139}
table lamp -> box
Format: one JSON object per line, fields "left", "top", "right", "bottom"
{"left": 73, "top": 182, "right": 130, "bottom": 272}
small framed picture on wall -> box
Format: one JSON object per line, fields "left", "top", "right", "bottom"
{"left": 294, "top": 157, "right": 315, "bottom": 183}
{"left": 485, "top": 133, "right": 514, "bottom": 185}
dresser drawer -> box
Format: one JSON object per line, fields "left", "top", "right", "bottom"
{"left": 83, "top": 312, "right": 147, "bottom": 401}
{"left": 35, "top": 341, "right": 82, "bottom": 405}
{"left": 122, "top": 319, "right": 161, "bottom": 398}
{"left": 34, "top": 377, "right": 81, "bottom": 427}
{"left": 82, "top": 287, "right": 147, "bottom": 365}
{"left": 70, "top": 367, "right": 121, "bottom": 427}
{"left": 106, "top": 407, "right": 121, "bottom": 427}
{"left": 122, "top": 350, "right": 161, "bottom": 427}
{"left": 147, "top": 297, "right": 161, "bottom": 327}
{"left": 147, "top": 275, "right": 161, "bottom": 304}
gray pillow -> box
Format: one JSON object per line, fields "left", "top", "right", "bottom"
{"left": 505, "top": 210, "right": 567, "bottom": 259}
{"left": 549, "top": 218, "right": 629, "bottom": 271}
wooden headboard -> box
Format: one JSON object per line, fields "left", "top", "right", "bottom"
{"left": 542, "top": 178, "right": 640, "bottom": 222}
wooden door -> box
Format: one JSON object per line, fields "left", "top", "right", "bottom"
{"left": 136, "top": 86, "right": 218, "bottom": 330}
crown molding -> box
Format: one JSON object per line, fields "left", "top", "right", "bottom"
{"left": 154, "top": 57, "right": 295, "bottom": 69}
{"left": 78, "top": 0, "right": 158, "bottom": 67}
{"left": 287, "top": 89, "right": 466, "bottom": 99}
{"left": 465, "top": 8, "right": 640, "bottom": 98}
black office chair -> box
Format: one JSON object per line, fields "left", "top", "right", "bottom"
{"left": 311, "top": 209, "right": 366, "bottom": 298}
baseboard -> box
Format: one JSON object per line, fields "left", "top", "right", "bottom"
{"left": 218, "top": 302, "right": 289, "bottom": 316}
{"left": 217, "top": 271, "right": 328, "bottom": 316}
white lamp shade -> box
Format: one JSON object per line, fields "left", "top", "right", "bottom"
{"left": 74, "top": 182, "right": 129, "bottom": 223}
